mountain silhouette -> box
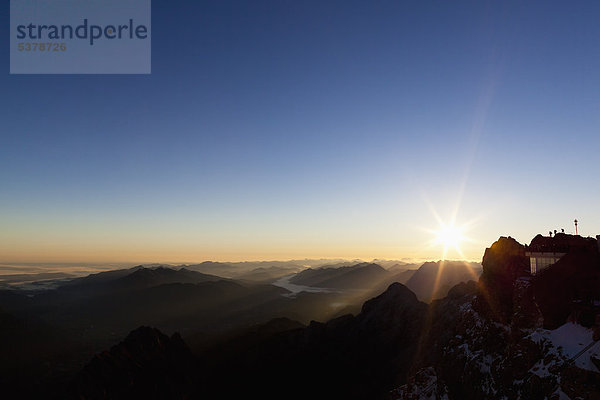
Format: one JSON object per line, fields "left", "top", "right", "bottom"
{"left": 290, "top": 262, "right": 391, "bottom": 289}
{"left": 69, "top": 327, "right": 198, "bottom": 399}
{"left": 69, "top": 282, "right": 427, "bottom": 400}
{"left": 404, "top": 260, "right": 482, "bottom": 302}
{"left": 197, "top": 281, "right": 427, "bottom": 399}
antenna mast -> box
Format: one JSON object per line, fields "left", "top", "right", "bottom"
{"left": 574, "top": 219, "right": 578, "bottom": 235}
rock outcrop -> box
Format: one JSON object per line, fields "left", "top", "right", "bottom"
{"left": 476, "top": 236, "right": 529, "bottom": 324}
{"left": 70, "top": 327, "right": 198, "bottom": 399}
{"left": 393, "top": 291, "right": 600, "bottom": 400}
{"left": 394, "top": 235, "right": 600, "bottom": 400}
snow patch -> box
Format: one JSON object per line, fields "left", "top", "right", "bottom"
{"left": 528, "top": 322, "right": 600, "bottom": 373}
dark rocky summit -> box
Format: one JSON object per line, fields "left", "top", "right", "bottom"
{"left": 475, "top": 236, "right": 529, "bottom": 324}
{"left": 69, "top": 327, "right": 198, "bottom": 399}
{"left": 393, "top": 234, "right": 600, "bottom": 400}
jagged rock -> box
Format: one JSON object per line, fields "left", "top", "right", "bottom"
{"left": 394, "top": 274, "right": 600, "bottom": 400}
{"left": 391, "top": 367, "right": 448, "bottom": 399}
{"left": 511, "top": 277, "right": 543, "bottom": 330}
{"left": 69, "top": 326, "right": 198, "bottom": 399}
{"left": 476, "top": 236, "right": 528, "bottom": 324}
{"left": 392, "top": 232, "right": 600, "bottom": 400}
{"left": 560, "top": 365, "right": 600, "bottom": 399}
{"left": 198, "top": 282, "right": 428, "bottom": 400}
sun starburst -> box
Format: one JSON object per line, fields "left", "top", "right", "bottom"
{"left": 431, "top": 222, "right": 467, "bottom": 260}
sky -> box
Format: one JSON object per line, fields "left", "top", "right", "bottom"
{"left": 1, "top": 0, "right": 600, "bottom": 264}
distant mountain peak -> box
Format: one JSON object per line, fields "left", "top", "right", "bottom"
{"left": 360, "top": 282, "right": 421, "bottom": 316}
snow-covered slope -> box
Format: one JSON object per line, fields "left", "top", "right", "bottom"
{"left": 529, "top": 322, "right": 600, "bottom": 374}
{"left": 392, "top": 297, "right": 600, "bottom": 400}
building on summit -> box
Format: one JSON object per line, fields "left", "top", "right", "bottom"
{"left": 525, "top": 228, "right": 599, "bottom": 275}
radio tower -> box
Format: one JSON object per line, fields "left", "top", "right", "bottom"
{"left": 574, "top": 219, "right": 578, "bottom": 235}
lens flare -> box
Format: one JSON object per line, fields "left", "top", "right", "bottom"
{"left": 433, "top": 223, "right": 466, "bottom": 259}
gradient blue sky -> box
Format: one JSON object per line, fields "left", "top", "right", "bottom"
{"left": 1, "top": 0, "right": 599, "bottom": 263}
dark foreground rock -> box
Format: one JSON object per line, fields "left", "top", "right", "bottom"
{"left": 69, "top": 327, "right": 199, "bottom": 399}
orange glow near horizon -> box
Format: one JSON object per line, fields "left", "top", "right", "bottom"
{"left": 0, "top": 243, "right": 482, "bottom": 266}
{"left": 1, "top": 212, "right": 486, "bottom": 266}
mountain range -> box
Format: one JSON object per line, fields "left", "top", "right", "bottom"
{"left": 69, "top": 236, "right": 600, "bottom": 399}
{"left": 5, "top": 238, "right": 599, "bottom": 399}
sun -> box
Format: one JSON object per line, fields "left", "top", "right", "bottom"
{"left": 435, "top": 224, "right": 463, "bottom": 248}
{"left": 431, "top": 222, "right": 466, "bottom": 259}
{"left": 420, "top": 193, "right": 476, "bottom": 260}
